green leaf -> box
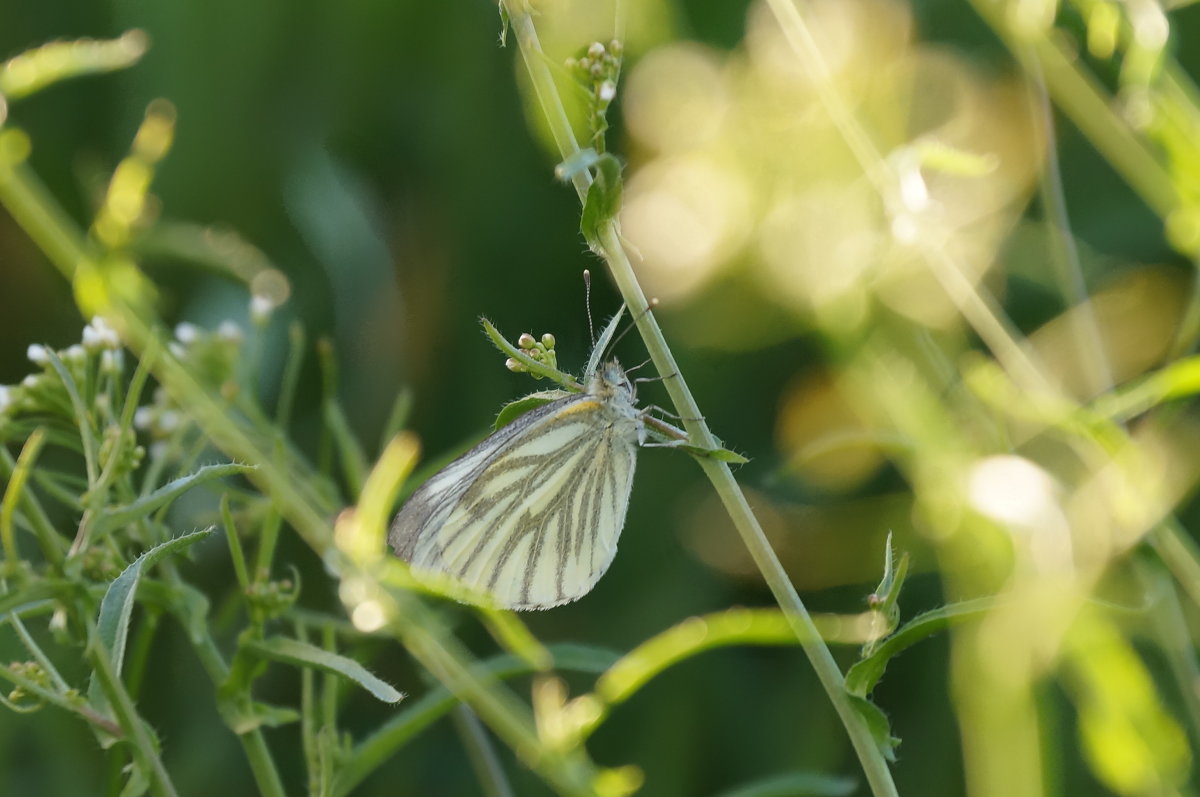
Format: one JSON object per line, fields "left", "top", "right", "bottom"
{"left": 498, "top": 2, "right": 510, "bottom": 46}
{"left": 323, "top": 399, "right": 369, "bottom": 499}
{"left": 847, "top": 694, "right": 900, "bottom": 762}
{"left": 678, "top": 443, "right": 750, "bottom": 464}
{"left": 586, "top": 305, "right": 626, "bottom": 377}
{"left": 845, "top": 597, "right": 995, "bottom": 697}
{"left": 117, "top": 762, "right": 150, "bottom": 797}
{"left": 494, "top": 391, "right": 572, "bottom": 431}
{"left": 580, "top": 153, "right": 623, "bottom": 253}
{"left": 333, "top": 643, "right": 617, "bottom": 797}
{"left": 0, "top": 580, "right": 71, "bottom": 619}
{"left": 245, "top": 635, "right": 405, "bottom": 704}
{"left": 88, "top": 528, "right": 215, "bottom": 710}
{"left": 219, "top": 699, "right": 302, "bottom": 734}
{"left": 715, "top": 771, "right": 858, "bottom": 797}
{"left": 91, "top": 462, "right": 256, "bottom": 538}
{"left": 0, "top": 33, "right": 148, "bottom": 101}
{"left": 862, "top": 533, "right": 909, "bottom": 656}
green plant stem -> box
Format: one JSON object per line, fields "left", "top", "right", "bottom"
{"left": 968, "top": 0, "right": 1181, "bottom": 222}
{"left": 0, "top": 446, "right": 66, "bottom": 568}
{"left": 1151, "top": 520, "right": 1200, "bottom": 609}
{"left": 500, "top": 5, "right": 898, "bottom": 795}
{"left": 154, "top": 561, "right": 288, "bottom": 797}
{"left": 453, "top": 704, "right": 516, "bottom": 797}
{"left": 1023, "top": 50, "right": 1114, "bottom": 396}
{"left": 85, "top": 617, "right": 180, "bottom": 797}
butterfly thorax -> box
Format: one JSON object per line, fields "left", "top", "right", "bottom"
{"left": 588, "top": 360, "right": 644, "bottom": 445}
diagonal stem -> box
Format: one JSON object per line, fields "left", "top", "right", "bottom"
{"left": 500, "top": 5, "right": 899, "bottom": 795}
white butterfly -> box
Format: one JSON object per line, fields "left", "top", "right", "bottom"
{"left": 388, "top": 311, "right": 646, "bottom": 610}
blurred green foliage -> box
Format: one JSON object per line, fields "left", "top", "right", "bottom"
{"left": 3, "top": 0, "right": 1200, "bottom": 795}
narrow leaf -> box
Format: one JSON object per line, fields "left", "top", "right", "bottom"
{"left": 847, "top": 694, "right": 900, "bottom": 762}
{"left": 88, "top": 528, "right": 215, "bottom": 710}
{"left": 333, "top": 643, "right": 617, "bottom": 797}
{"left": 498, "top": 2, "right": 511, "bottom": 46}
{"left": 220, "top": 700, "right": 302, "bottom": 734}
{"left": 245, "top": 635, "right": 404, "bottom": 704}
{"left": 92, "top": 462, "right": 256, "bottom": 538}
{"left": 323, "top": 400, "right": 369, "bottom": 499}
{"left": 493, "top": 391, "right": 571, "bottom": 430}
{"left": 845, "top": 597, "right": 995, "bottom": 697}
{"left": 678, "top": 443, "right": 750, "bottom": 464}
{"left": 586, "top": 305, "right": 626, "bottom": 377}
{"left": 715, "top": 771, "right": 858, "bottom": 797}
{"left": 580, "top": 153, "right": 623, "bottom": 252}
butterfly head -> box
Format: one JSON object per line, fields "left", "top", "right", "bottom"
{"left": 589, "top": 359, "right": 635, "bottom": 402}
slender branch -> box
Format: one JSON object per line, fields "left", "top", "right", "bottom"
{"left": 86, "top": 618, "right": 180, "bottom": 797}
{"left": 1022, "top": 49, "right": 1114, "bottom": 396}
{"left": 500, "top": 5, "right": 898, "bottom": 795}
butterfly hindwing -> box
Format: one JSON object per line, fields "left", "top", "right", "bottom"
{"left": 389, "top": 384, "right": 640, "bottom": 610}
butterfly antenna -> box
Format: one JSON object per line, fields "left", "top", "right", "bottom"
{"left": 583, "top": 269, "right": 596, "bottom": 346}
{"left": 607, "top": 297, "right": 659, "bottom": 355}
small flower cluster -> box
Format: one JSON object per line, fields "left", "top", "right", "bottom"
{"left": 567, "top": 40, "right": 623, "bottom": 107}
{"left": 133, "top": 318, "right": 247, "bottom": 458}
{"left": 0, "top": 316, "right": 122, "bottom": 417}
{"left": 566, "top": 40, "right": 624, "bottom": 150}
{"left": 164, "top": 318, "right": 245, "bottom": 401}
{"left": 505, "top": 332, "right": 559, "bottom": 376}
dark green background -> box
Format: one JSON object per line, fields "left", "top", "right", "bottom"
{"left": 1, "top": 0, "right": 1194, "bottom": 795}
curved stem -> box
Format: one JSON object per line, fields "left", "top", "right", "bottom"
{"left": 500, "top": 5, "right": 898, "bottom": 795}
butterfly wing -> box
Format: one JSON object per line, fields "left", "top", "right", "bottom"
{"left": 389, "top": 394, "right": 639, "bottom": 610}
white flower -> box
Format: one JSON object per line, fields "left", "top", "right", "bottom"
{"left": 22, "top": 374, "right": 39, "bottom": 388}
{"left": 100, "top": 349, "right": 122, "bottom": 374}
{"left": 250, "top": 294, "right": 274, "bottom": 324}
{"left": 64, "top": 344, "right": 86, "bottom": 363}
{"left": 174, "top": 322, "right": 200, "bottom": 344}
{"left": 26, "top": 344, "right": 50, "bottom": 364}
{"left": 83, "top": 316, "right": 120, "bottom": 350}
{"left": 587, "top": 42, "right": 605, "bottom": 58}
{"left": 217, "top": 320, "right": 243, "bottom": 343}
{"left": 157, "top": 410, "right": 180, "bottom": 433}
{"left": 133, "top": 406, "right": 154, "bottom": 430}
{"left": 598, "top": 80, "right": 616, "bottom": 103}
{"left": 0, "top": 386, "right": 12, "bottom": 413}
{"left": 168, "top": 342, "right": 186, "bottom": 359}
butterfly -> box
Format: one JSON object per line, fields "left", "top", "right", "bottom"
{"left": 388, "top": 308, "right": 647, "bottom": 610}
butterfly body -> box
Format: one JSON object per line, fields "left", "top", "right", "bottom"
{"left": 389, "top": 359, "right": 643, "bottom": 610}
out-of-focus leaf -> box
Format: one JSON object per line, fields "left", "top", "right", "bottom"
{"left": 220, "top": 699, "right": 302, "bottom": 734}
{"left": 92, "top": 463, "right": 256, "bottom": 538}
{"left": 333, "top": 643, "right": 618, "bottom": 797}
{"left": 715, "top": 771, "right": 858, "bottom": 797}
{"left": 846, "top": 598, "right": 994, "bottom": 697}
{"left": 847, "top": 694, "right": 900, "bottom": 762}
{"left": 245, "top": 636, "right": 404, "bottom": 704}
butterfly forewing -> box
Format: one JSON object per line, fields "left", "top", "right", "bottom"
{"left": 388, "top": 367, "right": 641, "bottom": 610}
